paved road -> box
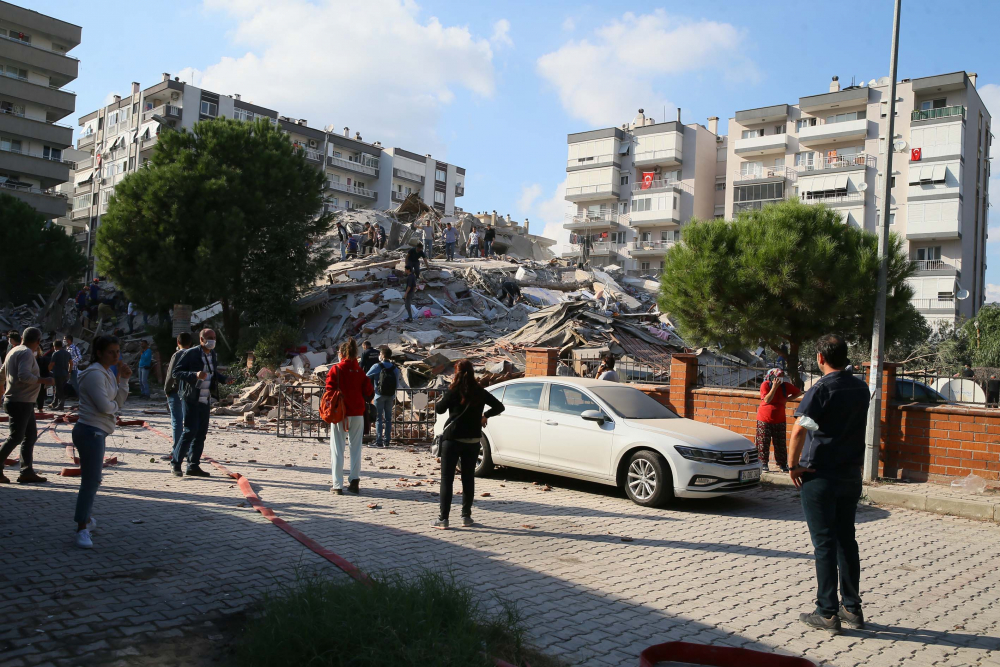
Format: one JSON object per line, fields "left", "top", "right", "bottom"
{"left": 2, "top": 404, "right": 999, "bottom": 666}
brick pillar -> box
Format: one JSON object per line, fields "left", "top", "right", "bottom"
{"left": 669, "top": 353, "right": 698, "bottom": 418}
{"left": 863, "top": 362, "right": 899, "bottom": 477}
{"left": 525, "top": 347, "right": 558, "bottom": 377}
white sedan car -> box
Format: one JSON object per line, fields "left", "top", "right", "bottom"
{"left": 433, "top": 377, "right": 761, "bottom": 507}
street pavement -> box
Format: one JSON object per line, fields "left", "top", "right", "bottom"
{"left": 2, "top": 402, "right": 999, "bottom": 667}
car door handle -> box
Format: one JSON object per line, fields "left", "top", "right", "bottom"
{"left": 544, "top": 420, "right": 558, "bottom": 426}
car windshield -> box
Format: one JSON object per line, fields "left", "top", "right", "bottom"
{"left": 590, "top": 386, "right": 679, "bottom": 419}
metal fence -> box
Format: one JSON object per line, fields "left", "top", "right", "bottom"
{"left": 695, "top": 363, "right": 865, "bottom": 391}
{"left": 569, "top": 355, "right": 671, "bottom": 386}
{"left": 275, "top": 384, "right": 440, "bottom": 442}
{"left": 895, "top": 371, "right": 998, "bottom": 408}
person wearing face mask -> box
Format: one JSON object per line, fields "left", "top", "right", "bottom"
{"left": 0, "top": 327, "right": 55, "bottom": 484}
{"left": 72, "top": 334, "right": 132, "bottom": 548}
{"left": 161, "top": 332, "right": 194, "bottom": 462}
{"left": 170, "top": 328, "right": 231, "bottom": 478}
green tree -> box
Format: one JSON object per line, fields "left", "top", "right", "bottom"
{"left": 659, "top": 198, "right": 922, "bottom": 385}
{"left": 964, "top": 304, "right": 1000, "bottom": 368}
{"left": 0, "top": 193, "right": 86, "bottom": 305}
{"left": 94, "top": 117, "right": 332, "bottom": 348}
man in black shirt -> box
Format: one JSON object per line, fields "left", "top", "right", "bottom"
{"left": 484, "top": 226, "right": 496, "bottom": 257}
{"left": 406, "top": 244, "right": 427, "bottom": 279}
{"left": 987, "top": 374, "right": 999, "bottom": 408}
{"left": 48, "top": 340, "right": 72, "bottom": 410}
{"left": 789, "top": 334, "right": 871, "bottom": 635}
{"left": 359, "top": 341, "right": 380, "bottom": 373}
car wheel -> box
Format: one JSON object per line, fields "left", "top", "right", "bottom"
{"left": 457, "top": 436, "right": 495, "bottom": 477}
{"left": 623, "top": 450, "right": 673, "bottom": 507}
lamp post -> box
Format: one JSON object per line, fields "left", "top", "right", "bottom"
{"left": 863, "top": 0, "right": 903, "bottom": 482}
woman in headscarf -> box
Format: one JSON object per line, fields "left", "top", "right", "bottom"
{"left": 755, "top": 368, "right": 802, "bottom": 472}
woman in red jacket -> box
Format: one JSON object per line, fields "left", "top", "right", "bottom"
{"left": 326, "top": 337, "right": 374, "bottom": 495}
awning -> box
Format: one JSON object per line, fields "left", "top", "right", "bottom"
{"left": 834, "top": 174, "right": 849, "bottom": 190}
{"left": 932, "top": 164, "right": 947, "bottom": 183}
{"left": 920, "top": 165, "right": 934, "bottom": 182}
{"left": 618, "top": 143, "right": 631, "bottom": 155}
{"left": 909, "top": 168, "right": 921, "bottom": 185}
{"left": 75, "top": 172, "right": 93, "bottom": 185}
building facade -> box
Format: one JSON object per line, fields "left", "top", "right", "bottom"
{"left": 0, "top": 1, "right": 79, "bottom": 221}
{"left": 562, "top": 109, "right": 725, "bottom": 276}
{"left": 70, "top": 73, "right": 466, "bottom": 278}
{"left": 725, "top": 72, "right": 991, "bottom": 329}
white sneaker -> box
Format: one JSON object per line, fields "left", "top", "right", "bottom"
{"left": 86, "top": 517, "right": 98, "bottom": 532}
{"left": 75, "top": 529, "right": 94, "bottom": 549}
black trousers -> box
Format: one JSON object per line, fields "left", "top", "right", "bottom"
{"left": 438, "top": 439, "right": 478, "bottom": 520}
{"left": 0, "top": 401, "right": 37, "bottom": 473}
{"left": 799, "top": 470, "right": 863, "bottom": 616}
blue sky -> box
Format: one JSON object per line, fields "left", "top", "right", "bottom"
{"left": 34, "top": 0, "right": 1000, "bottom": 299}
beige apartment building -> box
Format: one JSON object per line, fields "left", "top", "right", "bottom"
{"left": 726, "top": 72, "right": 991, "bottom": 329}
{"left": 0, "top": 1, "right": 79, "bottom": 221}
{"left": 562, "top": 110, "right": 725, "bottom": 276}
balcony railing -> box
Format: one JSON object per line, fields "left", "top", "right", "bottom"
{"left": 78, "top": 133, "right": 95, "bottom": 148}
{"left": 71, "top": 207, "right": 90, "bottom": 220}
{"left": 911, "top": 298, "right": 956, "bottom": 311}
{"left": 302, "top": 148, "right": 323, "bottom": 163}
{"left": 564, "top": 211, "right": 624, "bottom": 228}
{"left": 455, "top": 184, "right": 464, "bottom": 196}
{"left": 142, "top": 105, "right": 182, "bottom": 122}
{"left": 0, "top": 143, "right": 75, "bottom": 165}
{"left": 565, "top": 184, "right": 617, "bottom": 198}
{"left": 802, "top": 191, "right": 864, "bottom": 205}
{"left": 633, "top": 148, "right": 682, "bottom": 166}
{"left": 393, "top": 167, "right": 424, "bottom": 183}
{"left": 0, "top": 70, "right": 76, "bottom": 95}
{"left": 327, "top": 154, "right": 378, "bottom": 176}
{"left": 797, "top": 153, "right": 876, "bottom": 173}
{"left": 567, "top": 154, "right": 616, "bottom": 169}
{"left": 0, "top": 33, "right": 80, "bottom": 60}
{"left": 911, "top": 259, "right": 961, "bottom": 273}
{"left": 566, "top": 241, "right": 620, "bottom": 254}
{"left": 391, "top": 190, "right": 409, "bottom": 202}
{"left": 629, "top": 240, "right": 676, "bottom": 252}
{"left": 733, "top": 199, "right": 785, "bottom": 214}
{"left": 733, "top": 166, "right": 797, "bottom": 182}
{"left": 911, "top": 105, "right": 965, "bottom": 122}
{"left": 625, "top": 268, "right": 663, "bottom": 278}
{"left": 76, "top": 157, "right": 93, "bottom": 171}
{"left": 327, "top": 181, "right": 376, "bottom": 199}
{"left": 0, "top": 180, "right": 66, "bottom": 198}
{"left": 140, "top": 134, "right": 159, "bottom": 150}
{"left": 631, "top": 178, "right": 693, "bottom": 194}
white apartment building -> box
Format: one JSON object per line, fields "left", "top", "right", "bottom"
{"left": 70, "top": 73, "right": 466, "bottom": 278}
{"left": 0, "top": 2, "right": 79, "bottom": 221}
{"left": 726, "top": 72, "right": 991, "bottom": 329}
{"left": 562, "top": 109, "right": 725, "bottom": 276}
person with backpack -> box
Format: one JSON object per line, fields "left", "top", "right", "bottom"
{"left": 365, "top": 346, "right": 408, "bottom": 448}
{"left": 433, "top": 360, "right": 504, "bottom": 529}
{"left": 325, "top": 337, "right": 374, "bottom": 495}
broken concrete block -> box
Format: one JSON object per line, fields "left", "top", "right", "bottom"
{"left": 441, "top": 315, "right": 482, "bottom": 328}
{"left": 400, "top": 330, "right": 444, "bottom": 348}
{"left": 350, "top": 302, "right": 379, "bottom": 319}
{"left": 302, "top": 351, "right": 327, "bottom": 369}
{"left": 383, "top": 289, "right": 403, "bottom": 302}
{"left": 455, "top": 331, "right": 479, "bottom": 339}
{"left": 347, "top": 270, "right": 369, "bottom": 281}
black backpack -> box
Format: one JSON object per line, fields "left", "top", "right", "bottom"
{"left": 376, "top": 362, "right": 398, "bottom": 395}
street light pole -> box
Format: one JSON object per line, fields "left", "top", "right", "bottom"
{"left": 864, "top": 0, "right": 903, "bottom": 482}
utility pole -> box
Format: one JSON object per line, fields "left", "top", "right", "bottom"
{"left": 864, "top": 0, "right": 902, "bottom": 482}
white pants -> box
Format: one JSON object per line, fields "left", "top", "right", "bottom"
{"left": 330, "top": 415, "right": 364, "bottom": 489}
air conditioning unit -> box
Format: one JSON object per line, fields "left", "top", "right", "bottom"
{"left": 309, "top": 139, "right": 318, "bottom": 148}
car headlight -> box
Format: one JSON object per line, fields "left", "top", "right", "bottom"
{"left": 674, "top": 446, "right": 727, "bottom": 463}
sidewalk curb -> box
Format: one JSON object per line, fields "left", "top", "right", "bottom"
{"left": 761, "top": 473, "right": 1000, "bottom": 524}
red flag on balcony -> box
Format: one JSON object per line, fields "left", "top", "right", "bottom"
{"left": 641, "top": 172, "right": 655, "bottom": 189}
{"left": 911, "top": 148, "right": 921, "bottom": 161}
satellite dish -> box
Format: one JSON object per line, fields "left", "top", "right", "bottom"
{"left": 869, "top": 79, "right": 878, "bottom": 88}
{"left": 957, "top": 289, "right": 970, "bottom": 300}
{"left": 857, "top": 181, "right": 868, "bottom": 192}
{"left": 893, "top": 139, "right": 907, "bottom": 152}
{"left": 878, "top": 76, "right": 890, "bottom": 86}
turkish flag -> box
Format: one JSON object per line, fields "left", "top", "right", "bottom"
{"left": 641, "top": 172, "right": 655, "bottom": 189}
{"left": 911, "top": 148, "right": 921, "bottom": 162}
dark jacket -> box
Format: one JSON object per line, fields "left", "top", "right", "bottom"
{"left": 171, "top": 346, "right": 229, "bottom": 405}
{"left": 360, "top": 348, "right": 381, "bottom": 373}
{"left": 435, "top": 385, "right": 504, "bottom": 441}
{"left": 163, "top": 348, "right": 186, "bottom": 395}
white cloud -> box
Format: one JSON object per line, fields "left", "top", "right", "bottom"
{"left": 516, "top": 183, "right": 541, "bottom": 213}
{"left": 561, "top": 17, "right": 576, "bottom": 32}
{"left": 986, "top": 284, "right": 1000, "bottom": 304}
{"left": 102, "top": 91, "right": 120, "bottom": 105}
{"left": 186, "top": 0, "right": 496, "bottom": 154}
{"left": 490, "top": 19, "right": 513, "bottom": 49}
{"left": 528, "top": 180, "right": 571, "bottom": 254}
{"left": 537, "top": 10, "right": 758, "bottom": 126}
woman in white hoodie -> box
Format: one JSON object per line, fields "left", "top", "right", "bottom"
{"left": 72, "top": 335, "right": 131, "bottom": 549}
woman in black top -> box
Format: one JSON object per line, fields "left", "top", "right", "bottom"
{"left": 434, "top": 360, "right": 504, "bottom": 529}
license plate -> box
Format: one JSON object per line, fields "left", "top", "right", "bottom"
{"left": 740, "top": 468, "right": 761, "bottom": 482}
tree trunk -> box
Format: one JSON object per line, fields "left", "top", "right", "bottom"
{"left": 787, "top": 340, "right": 803, "bottom": 389}
{"left": 220, "top": 297, "right": 241, "bottom": 353}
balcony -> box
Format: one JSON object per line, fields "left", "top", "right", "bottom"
{"left": 141, "top": 105, "right": 182, "bottom": 123}
{"left": 733, "top": 166, "right": 797, "bottom": 183}
{"left": 561, "top": 242, "right": 621, "bottom": 258}
{"left": 327, "top": 180, "right": 377, "bottom": 199}
{"left": 734, "top": 133, "right": 789, "bottom": 156}
{"left": 78, "top": 133, "right": 95, "bottom": 149}
{"left": 797, "top": 118, "right": 868, "bottom": 146}
{"left": 626, "top": 268, "right": 663, "bottom": 278}
{"left": 567, "top": 153, "right": 618, "bottom": 170}
{"left": 733, "top": 199, "right": 785, "bottom": 215}
{"left": 71, "top": 206, "right": 90, "bottom": 220}
{"left": 74, "top": 181, "right": 92, "bottom": 195}
{"left": 911, "top": 105, "right": 965, "bottom": 123}
{"left": 0, "top": 181, "right": 67, "bottom": 218}
{"left": 802, "top": 191, "right": 865, "bottom": 206}
{"left": 796, "top": 153, "right": 876, "bottom": 174}
{"left": 911, "top": 259, "right": 960, "bottom": 275}
{"left": 391, "top": 190, "right": 409, "bottom": 203}
{"left": 327, "top": 154, "right": 378, "bottom": 177}
{"left": 629, "top": 240, "right": 676, "bottom": 256}
{"left": 455, "top": 184, "right": 464, "bottom": 197}
{"left": 393, "top": 167, "right": 424, "bottom": 184}
{"left": 75, "top": 156, "right": 93, "bottom": 171}
{"left": 631, "top": 178, "right": 693, "bottom": 195}
{"left": 629, "top": 208, "right": 681, "bottom": 228}
{"left": 633, "top": 147, "right": 682, "bottom": 170}
{"left": 139, "top": 134, "right": 159, "bottom": 151}
{"left": 910, "top": 298, "right": 956, "bottom": 313}
{"left": 0, "top": 34, "right": 79, "bottom": 82}
{"left": 301, "top": 148, "right": 323, "bottom": 164}
{"left": 0, "top": 74, "right": 75, "bottom": 120}
{"left": 0, "top": 144, "right": 73, "bottom": 182}
{"left": 565, "top": 183, "right": 619, "bottom": 202}
{"left": 563, "top": 211, "right": 623, "bottom": 232}
{"left": 0, "top": 108, "right": 73, "bottom": 147}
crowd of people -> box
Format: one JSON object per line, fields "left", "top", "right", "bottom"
{"left": 334, "top": 219, "right": 502, "bottom": 263}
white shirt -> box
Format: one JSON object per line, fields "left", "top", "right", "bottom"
{"left": 198, "top": 350, "right": 215, "bottom": 404}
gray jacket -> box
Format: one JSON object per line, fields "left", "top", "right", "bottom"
{"left": 77, "top": 364, "right": 129, "bottom": 435}
{"left": 2, "top": 346, "right": 41, "bottom": 403}
{"left": 163, "top": 349, "right": 184, "bottom": 395}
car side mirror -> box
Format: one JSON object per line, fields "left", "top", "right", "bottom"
{"left": 581, "top": 409, "right": 606, "bottom": 425}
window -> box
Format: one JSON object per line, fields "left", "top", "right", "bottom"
{"left": 921, "top": 98, "right": 947, "bottom": 111}
{"left": 0, "top": 136, "right": 22, "bottom": 153}
{"left": 488, "top": 386, "right": 505, "bottom": 401}
{"left": 618, "top": 201, "right": 629, "bottom": 214}
{"left": 42, "top": 146, "right": 62, "bottom": 162}
{"left": 794, "top": 152, "right": 814, "bottom": 168}
{"left": 234, "top": 108, "right": 255, "bottom": 122}
{"left": 717, "top": 147, "right": 727, "bottom": 162}
{"left": 879, "top": 137, "right": 886, "bottom": 154}
{"left": 916, "top": 246, "right": 941, "bottom": 261}
{"left": 733, "top": 182, "right": 784, "bottom": 203}
{"left": 715, "top": 182, "right": 726, "bottom": 191}
{"left": 73, "top": 195, "right": 89, "bottom": 211}
{"left": 673, "top": 194, "right": 678, "bottom": 211}
{"left": 1, "top": 29, "right": 30, "bottom": 43}
{"left": 641, "top": 232, "right": 652, "bottom": 242}
{"left": 825, "top": 111, "right": 865, "bottom": 124}
{"left": 620, "top": 173, "right": 630, "bottom": 186}
{"left": 889, "top": 213, "right": 895, "bottom": 226}
{"left": 129, "top": 157, "right": 135, "bottom": 171}
{"left": 547, "top": 386, "right": 600, "bottom": 417}
{"left": 503, "top": 382, "right": 544, "bottom": 409}
{"left": 741, "top": 129, "right": 761, "bottom": 139}
{"left": 435, "top": 169, "right": 446, "bottom": 182}
{"left": 200, "top": 101, "right": 218, "bottom": 117}
{"left": 774, "top": 124, "right": 786, "bottom": 134}
{"left": 740, "top": 160, "right": 763, "bottom": 176}
{"left": 774, "top": 157, "right": 785, "bottom": 169}
{"left": 4, "top": 65, "right": 28, "bottom": 80}
{"left": 640, "top": 262, "right": 651, "bottom": 270}
{"left": 796, "top": 118, "right": 816, "bottom": 132}
{"left": 0, "top": 100, "right": 24, "bottom": 117}
{"left": 434, "top": 190, "right": 445, "bottom": 204}
{"left": 610, "top": 231, "right": 625, "bottom": 244}
{"left": 890, "top": 176, "right": 896, "bottom": 188}
{"left": 633, "top": 197, "right": 651, "bottom": 212}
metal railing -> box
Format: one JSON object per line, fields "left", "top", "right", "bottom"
{"left": 302, "top": 148, "right": 323, "bottom": 162}
{"left": 802, "top": 191, "right": 865, "bottom": 204}
{"left": 567, "top": 153, "right": 616, "bottom": 168}
{"left": 327, "top": 180, "right": 376, "bottom": 198}
{"left": 564, "top": 211, "right": 623, "bottom": 227}
{"left": 0, "top": 143, "right": 75, "bottom": 165}
{"left": 625, "top": 268, "right": 663, "bottom": 278}
{"left": 798, "top": 153, "right": 877, "bottom": 172}
{"left": 393, "top": 167, "right": 424, "bottom": 183}
{"left": 910, "top": 298, "right": 956, "bottom": 311}
{"left": 733, "top": 199, "right": 785, "bottom": 214}
{"left": 142, "top": 105, "right": 181, "bottom": 122}
{"left": 391, "top": 190, "right": 408, "bottom": 202}
{"left": 911, "top": 105, "right": 965, "bottom": 122}
{"left": 565, "top": 241, "right": 622, "bottom": 255}
{"left": 629, "top": 240, "right": 676, "bottom": 252}
{"left": 0, "top": 180, "right": 66, "bottom": 198}
{"left": 570, "top": 357, "right": 671, "bottom": 386}
{"left": 634, "top": 148, "right": 682, "bottom": 164}
{"left": 631, "top": 178, "right": 693, "bottom": 194}
{"left": 565, "top": 183, "right": 617, "bottom": 198}
{"left": 78, "top": 133, "right": 95, "bottom": 148}
{"left": 0, "top": 32, "right": 79, "bottom": 60}
{"left": 911, "top": 259, "right": 960, "bottom": 272}
{"left": 733, "top": 166, "right": 797, "bottom": 182}
{"left": 895, "top": 371, "right": 994, "bottom": 407}
{"left": 327, "top": 154, "right": 378, "bottom": 176}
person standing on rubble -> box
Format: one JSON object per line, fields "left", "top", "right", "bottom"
{"left": 336, "top": 221, "right": 348, "bottom": 261}
{"left": 422, "top": 222, "right": 434, "bottom": 257}
{"left": 433, "top": 360, "right": 505, "bottom": 529}
{"left": 406, "top": 243, "right": 428, "bottom": 279}
{"left": 163, "top": 333, "right": 193, "bottom": 461}
{"left": 467, "top": 228, "right": 481, "bottom": 258}
{"left": 444, "top": 223, "right": 457, "bottom": 261}
{"left": 403, "top": 266, "right": 417, "bottom": 323}
{"left": 71, "top": 334, "right": 131, "bottom": 549}
{"left": 361, "top": 222, "right": 377, "bottom": 256}
{"left": 377, "top": 224, "right": 387, "bottom": 250}
{"left": 327, "top": 337, "right": 374, "bottom": 495}
{"left": 484, "top": 226, "right": 496, "bottom": 258}
{"left": 366, "top": 345, "right": 408, "bottom": 448}
{"left": 170, "top": 328, "right": 231, "bottom": 478}
{"left": 755, "top": 368, "right": 802, "bottom": 473}
{"left": 0, "top": 327, "right": 54, "bottom": 484}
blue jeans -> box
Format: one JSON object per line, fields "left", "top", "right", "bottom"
{"left": 167, "top": 393, "right": 183, "bottom": 452}
{"left": 173, "top": 400, "right": 210, "bottom": 468}
{"left": 484, "top": 240, "right": 493, "bottom": 257}
{"left": 373, "top": 395, "right": 394, "bottom": 444}
{"left": 799, "top": 470, "right": 863, "bottom": 616}
{"left": 445, "top": 242, "right": 455, "bottom": 261}
{"left": 340, "top": 242, "right": 347, "bottom": 260}
{"left": 72, "top": 423, "right": 106, "bottom": 524}
{"left": 139, "top": 367, "right": 151, "bottom": 397}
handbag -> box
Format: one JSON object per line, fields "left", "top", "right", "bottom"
{"left": 431, "top": 401, "right": 470, "bottom": 456}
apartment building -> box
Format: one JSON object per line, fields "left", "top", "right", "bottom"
{"left": 0, "top": 2, "right": 79, "bottom": 221}
{"left": 70, "top": 73, "right": 466, "bottom": 278}
{"left": 562, "top": 109, "right": 724, "bottom": 276}
{"left": 725, "top": 71, "right": 991, "bottom": 329}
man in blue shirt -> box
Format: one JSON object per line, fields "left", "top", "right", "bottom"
{"left": 788, "top": 334, "right": 871, "bottom": 635}
{"left": 138, "top": 340, "right": 154, "bottom": 399}
{"left": 444, "top": 223, "right": 457, "bottom": 261}
{"left": 365, "top": 346, "right": 408, "bottom": 448}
